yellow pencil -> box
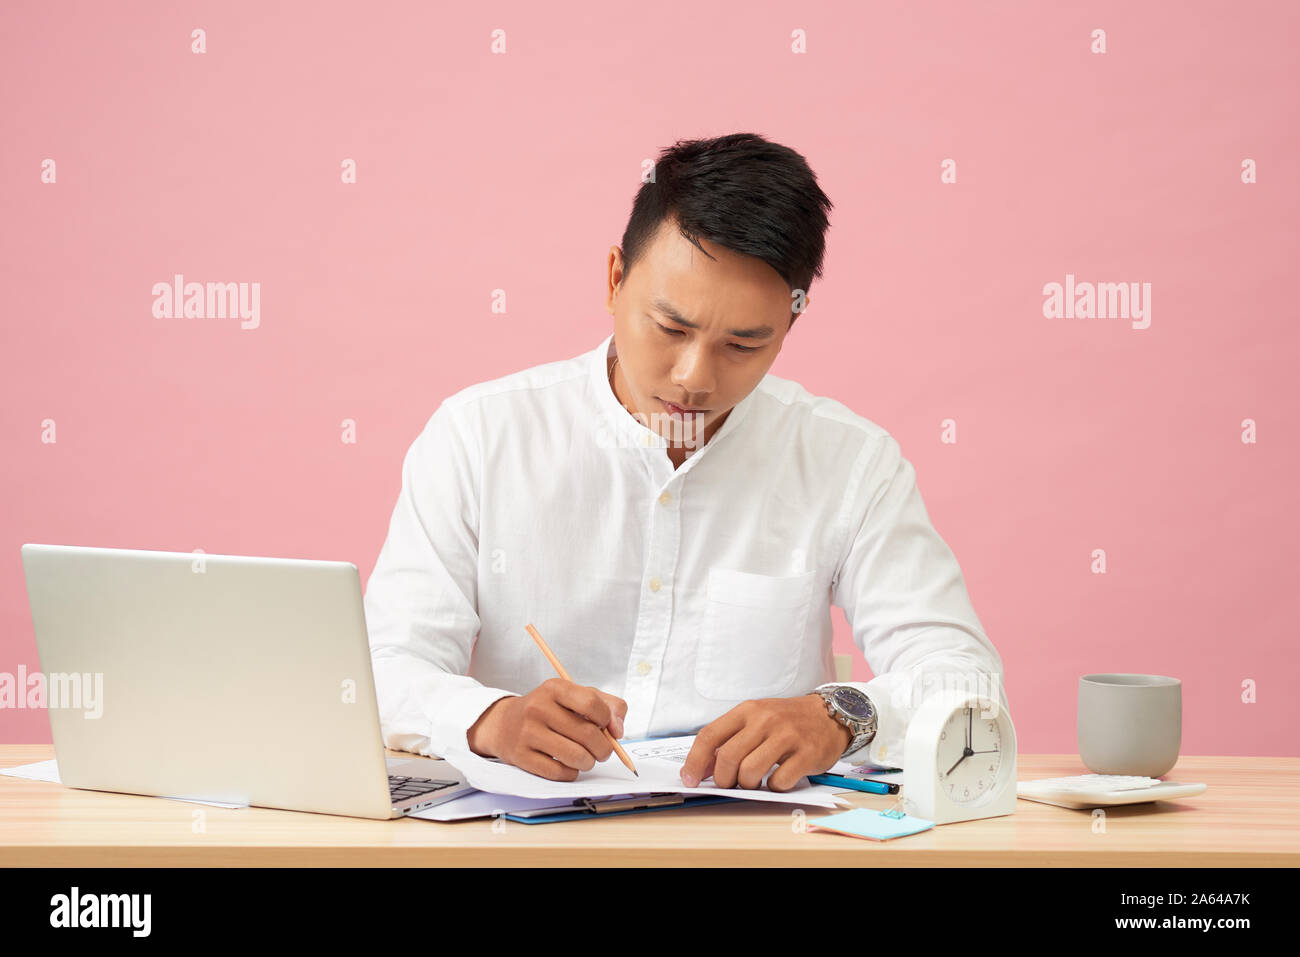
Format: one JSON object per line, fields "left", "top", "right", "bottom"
{"left": 524, "top": 623, "right": 639, "bottom": 777}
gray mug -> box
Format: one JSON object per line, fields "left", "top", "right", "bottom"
{"left": 1078, "top": 674, "right": 1181, "bottom": 777}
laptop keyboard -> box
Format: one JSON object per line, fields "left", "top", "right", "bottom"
{"left": 389, "top": 774, "right": 459, "bottom": 802}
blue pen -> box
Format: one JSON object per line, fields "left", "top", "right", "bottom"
{"left": 808, "top": 772, "right": 898, "bottom": 795}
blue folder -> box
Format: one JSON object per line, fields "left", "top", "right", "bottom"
{"left": 503, "top": 792, "right": 741, "bottom": 824}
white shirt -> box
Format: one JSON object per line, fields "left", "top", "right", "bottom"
{"left": 364, "top": 333, "right": 1007, "bottom": 770}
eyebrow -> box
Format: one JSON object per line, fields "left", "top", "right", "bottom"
{"left": 650, "top": 297, "right": 776, "bottom": 340}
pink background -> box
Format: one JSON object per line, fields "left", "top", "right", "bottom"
{"left": 2, "top": 1, "right": 1296, "bottom": 755}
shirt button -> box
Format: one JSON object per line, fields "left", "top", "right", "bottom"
{"left": 649, "top": 577, "right": 662, "bottom": 592}
{"left": 658, "top": 491, "right": 671, "bottom": 506}
{"left": 637, "top": 661, "right": 651, "bottom": 676}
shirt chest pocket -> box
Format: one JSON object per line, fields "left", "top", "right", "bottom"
{"left": 695, "top": 566, "right": 817, "bottom": 701}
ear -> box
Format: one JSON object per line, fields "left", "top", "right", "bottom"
{"left": 606, "top": 245, "right": 626, "bottom": 315}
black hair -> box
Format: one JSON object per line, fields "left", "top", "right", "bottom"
{"left": 618, "top": 133, "right": 833, "bottom": 320}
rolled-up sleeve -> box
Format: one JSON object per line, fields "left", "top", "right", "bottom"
{"left": 825, "top": 434, "right": 1008, "bottom": 769}
{"left": 363, "top": 399, "right": 518, "bottom": 758}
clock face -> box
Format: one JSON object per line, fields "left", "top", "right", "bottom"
{"left": 937, "top": 706, "right": 1003, "bottom": 805}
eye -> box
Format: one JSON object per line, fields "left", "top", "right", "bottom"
{"left": 657, "top": 323, "right": 760, "bottom": 353}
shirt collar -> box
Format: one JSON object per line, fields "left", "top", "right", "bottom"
{"left": 587, "top": 332, "right": 761, "bottom": 459}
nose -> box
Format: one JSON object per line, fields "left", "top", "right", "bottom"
{"left": 670, "top": 345, "right": 715, "bottom": 404}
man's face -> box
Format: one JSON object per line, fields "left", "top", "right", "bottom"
{"left": 604, "top": 218, "right": 800, "bottom": 449}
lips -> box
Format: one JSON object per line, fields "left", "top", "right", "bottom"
{"left": 661, "top": 399, "right": 708, "bottom": 414}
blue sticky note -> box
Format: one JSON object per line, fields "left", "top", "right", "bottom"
{"left": 807, "top": 807, "right": 935, "bottom": 841}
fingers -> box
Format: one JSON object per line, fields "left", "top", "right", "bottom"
{"left": 679, "top": 701, "right": 809, "bottom": 790}
{"left": 708, "top": 723, "right": 769, "bottom": 789}
{"left": 680, "top": 705, "right": 747, "bottom": 787}
{"left": 548, "top": 704, "right": 615, "bottom": 765}
{"left": 549, "top": 678, "right": 627, "bottom": 736}
{"left": 597, "top": 691, "right": 629, "bottom": 738}
{"left": 518, "top": 747, "right": 580, "bottom": 782}
{"left": 528, "top": 727, "right": 599, "bottom": 777}
{"left": 511, "top": 679, "right": 625, "bottom": 776}
{"left": 744, "top": 736, "right": 802, "bottom": 791}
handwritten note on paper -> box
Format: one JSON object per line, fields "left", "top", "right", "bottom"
{"left": 438, "top": 734, "right": 851, "bottom": 808}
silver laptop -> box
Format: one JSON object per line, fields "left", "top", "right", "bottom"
{"left": 20, "top": 543, "right": 476, "bottom": 819}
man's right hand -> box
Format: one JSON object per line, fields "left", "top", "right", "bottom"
{"left": 465, "top": 678, "right": 628, "bottom": 781}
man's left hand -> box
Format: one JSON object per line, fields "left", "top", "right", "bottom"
{"left": 679, "top": 694, "right": 852, "bottom": 792}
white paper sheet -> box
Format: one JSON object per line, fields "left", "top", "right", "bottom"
{"left": 438, "top": 734, "right": 851, "bottom": 808}
{"left": 0, "top": 758, "right": 60, "bottom": 783}
{"left": 0, "top": 759, "right": 244, "bottom": 808}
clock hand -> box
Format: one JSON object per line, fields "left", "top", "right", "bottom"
{"left": 947, "top": 710, "right": 978, "bottom": 776}
{"left": 946, "top": 744, "right": 975, "bottom": 777}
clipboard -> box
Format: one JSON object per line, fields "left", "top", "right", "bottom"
{"left": 503, "top": 791, "right": 741, "bottom": 824}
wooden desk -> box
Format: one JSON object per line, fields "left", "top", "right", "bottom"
{"left": 0, "top": 747, "right": 1295, "bottom": 866}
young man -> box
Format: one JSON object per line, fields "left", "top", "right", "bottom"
{"left": 363, "top": 133, "right": 1007, "bottom": 793}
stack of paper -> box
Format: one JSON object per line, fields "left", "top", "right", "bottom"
{"left": 417, "top": 734, "right": 852, "bottom": 821}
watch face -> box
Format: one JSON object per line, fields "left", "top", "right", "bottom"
{"left": 833, "top": 687, "right": 873, "bottom": 720}
{"left": 938, "top": 706, "right": 1003, "bottom": 805}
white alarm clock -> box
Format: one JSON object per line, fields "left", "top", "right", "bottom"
{"left": 902, "top": 688, "right": 1018, "bottom": 825}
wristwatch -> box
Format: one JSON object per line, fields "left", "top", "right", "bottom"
{"left": 815, "top": 685, "right": 878, "bottom": 761}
